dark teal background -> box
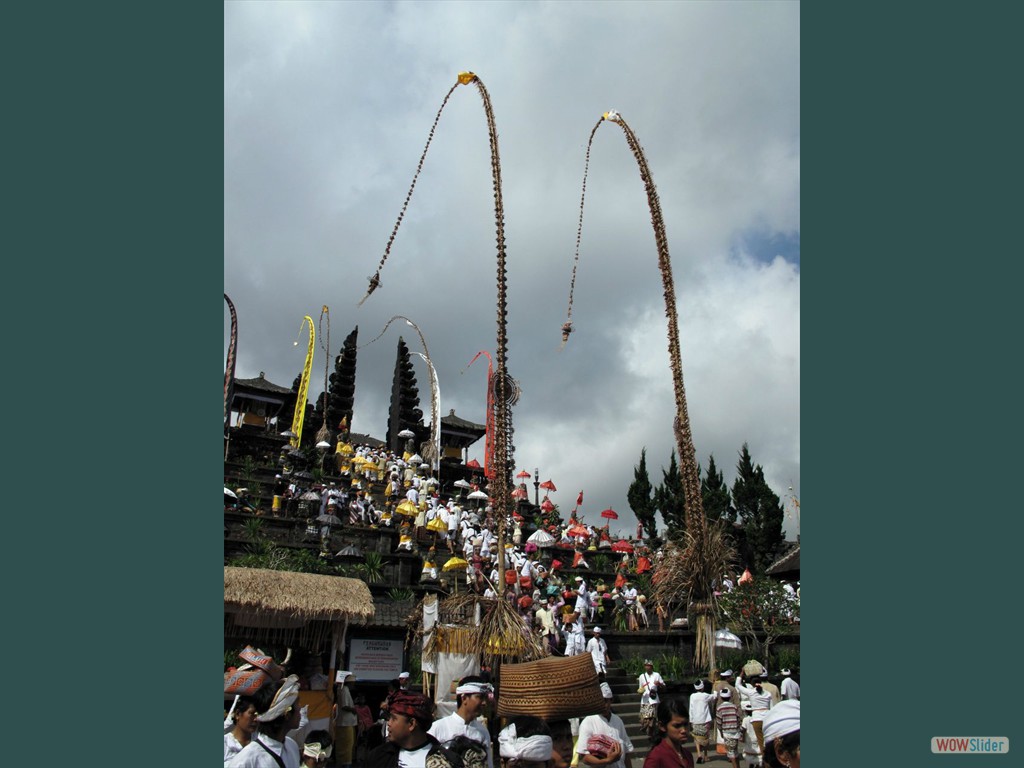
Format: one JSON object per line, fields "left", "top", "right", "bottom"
{"left": 803, "top": 3, "right": 1022, "bottom": 765}
{"left": 6, "top": 4, "right": 223, "bottom": 766}
{"left": 7, "top": 3, "right": 1021, "bottom": 764}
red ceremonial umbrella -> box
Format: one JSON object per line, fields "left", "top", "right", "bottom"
{"left": 600, "top": 508, "right": 619, "bottom": 521}
{"left": 568, "top": 523, "right": 590, "bottom": 538}
{"left": 575, "top": 491, "right": 584, "bottom": 507}
{"left": 516, "top": 469, "right": 532, "bottom": 479}
{"left": 611, "top": 539, "right": 634, "bottom": 553}
{"left": 540, "top": 479, "right": 557, "bottom": 492}
{"left": 466, "top": 458, "right": 481, "bottom": 469}
{"left": 511, "top": 486, "right": 529, "bottom": 500}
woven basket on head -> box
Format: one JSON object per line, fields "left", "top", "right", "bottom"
{"left": 742, "top": 660, "right": 765, "bottom": 677}
{"left": 496, "top": 653, "right": 604, "bottom": 720}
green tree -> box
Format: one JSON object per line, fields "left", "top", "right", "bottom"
{"left": 717, "top": 578, "right": 798, "bottom": 666}
{"left": 654, "top": 450, "right": 686, "bottom": 544}
{"left": 701, "top": 454, "right": 734, "bottom": 523}
{"left": 628, "top": 448, "right": 658, "bottom": 538}
{"left": 731, "top": 444, "right": 785, "bottom": 574}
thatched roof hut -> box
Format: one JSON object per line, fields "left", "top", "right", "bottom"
{"left": 224, "top": 566, "right": 374, "bottom": 654}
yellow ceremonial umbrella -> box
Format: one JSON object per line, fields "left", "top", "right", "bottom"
{"left": 442, "top": 556, "right": 469, "bottom": 594}
{"left": 395, "top": 500, "right": 419, "bottom": 517}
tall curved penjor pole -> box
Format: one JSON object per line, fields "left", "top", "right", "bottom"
{"left": 358, "top": 72, "right": 516, "bottom": 576}
{"left": 224, "top": 293, "right": 238, "bottom": 428}
{"left": 563, "top": 110, "right": 718, "bottom": 671}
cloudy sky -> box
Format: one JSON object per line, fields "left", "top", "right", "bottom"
{"left": 224, "top": 1, "right": 800, "bottom": 542}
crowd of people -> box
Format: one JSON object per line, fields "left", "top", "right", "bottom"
{"left": 230, "top": 440, "right": 670, "bottom": 646}
{"left": 224, "top": 646, "right": 801, "bottom": 768}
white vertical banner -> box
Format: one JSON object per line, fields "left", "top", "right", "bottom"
{"left": 421, "top": 594, "right": 438, "bottom": 674}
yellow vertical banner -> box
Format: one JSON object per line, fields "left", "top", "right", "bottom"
{"left": 290, "top": 316, "right": 315, "bottom": 448}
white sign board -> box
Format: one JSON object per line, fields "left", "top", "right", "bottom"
{"left": 349, "top": 638, "right": 404, "bottom": 682}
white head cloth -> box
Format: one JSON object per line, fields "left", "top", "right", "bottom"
{"left": 456, "top": 681, "right": 494, "bottom": 696}
{"left": 258, "top": 675, "right": 300, "bottom": 722}
{"left": 498, "top": 723, "right": 554, "bottom": 761}
{"left": 303, "top": 741, "right": 333, "bottom": 760}
{"left": 762, "top": 699, "right": 800, "bottom": 743}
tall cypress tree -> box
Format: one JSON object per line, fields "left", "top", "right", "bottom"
{"left": 701, "top": 454, "right": 734, "bottom": 523}
{"left": 731, "top": 443, "right": 785, "bottom": 574}
{"left": 627, "top": 448, "right": 657, "bottom": 538}
{"left": 654, "top": 450, "right": 686, "bottom": 544}
{"left": 327, "top": 326, "right": 358, "bottom": 441}
{"left": 386, "top": 337, "right": 424, "bottom": 453}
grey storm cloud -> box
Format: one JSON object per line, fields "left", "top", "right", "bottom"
{"left": 225, "top": 1, "right": 800, "bottom": 540}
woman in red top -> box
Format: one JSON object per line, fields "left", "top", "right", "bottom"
{"left": 643, "top": 699, "right": 694, "bottom": 768}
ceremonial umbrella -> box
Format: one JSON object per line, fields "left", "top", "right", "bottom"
{"left": 511, "top": 486, "right": 529, "bottom": 500}
{"left": 540, "top": 479, "right": 557, "bottom": 492}
{"left": 395, "top": 500, "right": 419, "bottom": 517}
{"left": 516, "top": 469, "right": 532, "bottom": 479}
{"left": 317, "top": 513, "right": 344, "bottom": 526}
{"left": 600, "top": 508, "right": 619, "bottom": 521}
{"left": 714, "top": 628, "right": 743, "bottom": 650}
{"left": 454, "top": 479, "right": 473, "bottom": 490}
{"left": 527, "top": 528, "right": 555, "bottom": 546}
{"left": 442, "top": 555, "right": 469, "bottom": 594}
{"left": 398, "top": 429, "right": 416, "bottom": 439}
{"left": 466, "top": 458, "right": 482, "bottom": 469}
{"left": 468, "top": 490, "right": 489, "bottom": 501}
{"left": 568, "top": 523, "right": 590, "bottom": 538}
{"left": 611, "top": 539, "right": 634, "bottom": 553}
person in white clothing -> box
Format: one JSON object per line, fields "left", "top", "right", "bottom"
{"left": 576, "top": 682, "right": 633, "bottom": 768}
{"left": 636, "top": 659, "right": 665, "bottom": 739}
{"left": 735, "top": 674, "right": 773, "bottom": 755}
{"left": 621, "top": 582, "right": 639, "bottom": 631}
{"left": 779, "top": 669, "right": 800, "bottom": 700}
{"left": 585, "top": 626, "right": 610, "bottom": 675}
{"left": 687, "top": 680, "right": 717, "bottom": 765}
{"left": 573, "top": 577, "right": 590, "bottom": 619}
{"left": 427, "top": 676, "right": 494, "bottom": 768}
{"left": 224, "top": 695, "right": 260, "bottom": 765}
{"left": 739, "top": 702, "right": 762, "bottom": 768}
{"left": 563, "top": 610, "right": 586, "bottom": 656}
{"left": 229, "top": 676, "right": 303, "bottom": 768}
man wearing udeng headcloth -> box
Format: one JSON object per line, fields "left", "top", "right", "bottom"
{"left": 366, "top": 690, "right": 460, "bottom": 768}
{"left": 428, "top": 675, "right": 495, "bottom": 768}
